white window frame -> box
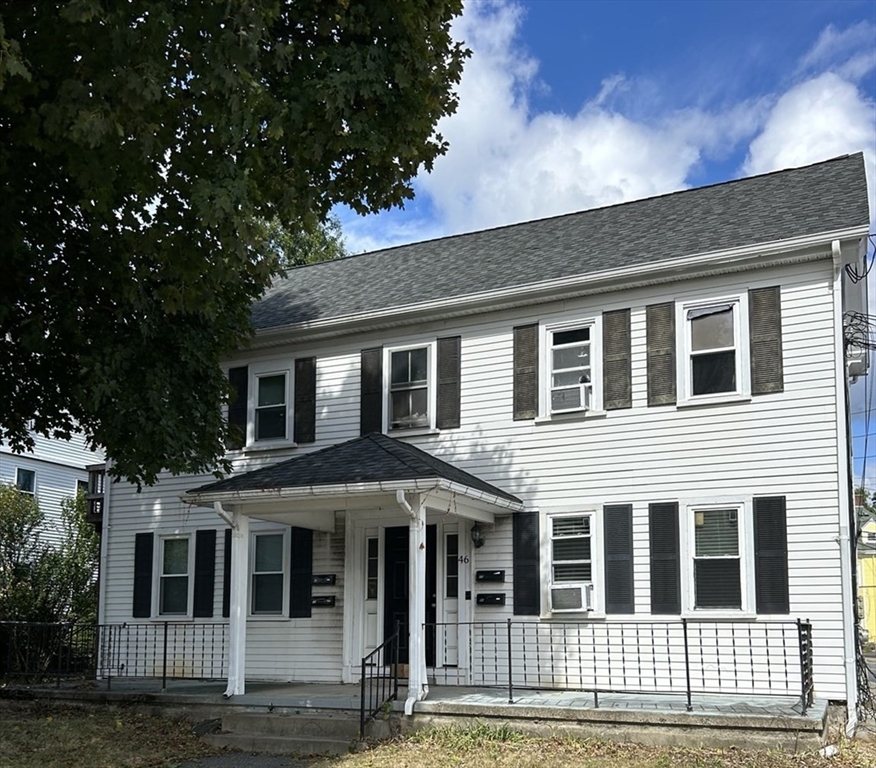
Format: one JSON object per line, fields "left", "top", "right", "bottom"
{"left": 249, "top": 528, "right": 290, "bottom": 618}
{"left": 541, "top": 508, "right": 602, "bottom": 617}
{"left": 15, "top": 467, "right": 36, "bottom": 496}
{"left": 680, "top": 500, "right": 754, "bottom": 617}
{"left": 676, "top": 293, "right": 750, "bottom": 405}
{"left": 248, "top": 362, "right": 293, "bottom": 446}
{"left": 539, "top": 317, "right": 602, "bottom": 417}
{"left": 383, "top": 342, "right": 437, "bottom": 433}
{"left": 154, "top": 533, "right": 195, "bottom": 618}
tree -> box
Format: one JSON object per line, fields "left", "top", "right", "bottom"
{"left": 0, "top": 486, "right": 99, "bottom": 623}
{"left": 264, "top": 214, "right": 348, "bottom": 270}
{"left": 0, "top": 2, "right": 467, "bottom": 486}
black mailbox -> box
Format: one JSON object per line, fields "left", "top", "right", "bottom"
{"left": 475, "top": 570, "right": 505, "bottom": 583}
{"left": 311, "top": 596, "right": 336, "bottom": 607}
{"left": 311, "top": 574, "right": 336, "bottom": 586}
{"left": 475, "top": 593, "right": 506, "bottom": 606}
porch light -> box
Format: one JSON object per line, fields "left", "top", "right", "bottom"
{"left": 470, "top": 522, "right": 486, "bottom": 549}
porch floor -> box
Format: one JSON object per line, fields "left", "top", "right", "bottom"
{"left": 12, "top": 677, "right": 822, "bottom": 721}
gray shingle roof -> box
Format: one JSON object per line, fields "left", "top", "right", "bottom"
{"left": 253, "top": 154, "right": 870, "bottom": 330}
{"left": 187, "top": 433, "right": 521, "bottom": 503}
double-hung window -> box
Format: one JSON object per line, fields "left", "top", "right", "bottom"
{"left": 388, "top": 346, "right": 431, "bottom": 430}
{"left": 541, "top": 318, "right": 600, "bottom": 416}
{"left": 547, "top": 513, "right": 594, "bottom": 612}
{"left": 15, "top": 468, "right": 35, "bottom": 496}
{"left": 251, "top": 531, "right": 286, "bottom": 615}
{"left": 158, "top": 536, "right": 192, "bottom": 616}
{"left": 255, "top": 372, "right": 288, "bottom": 441}
{"left": 685, "top": 503, "right": 748, "bottom": 612}
{"left": 679, "top": 295, "right": 749, "bottom": 401}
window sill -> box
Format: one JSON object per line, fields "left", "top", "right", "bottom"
{"left": 534, "top": 410, "right": 607, "bottom": 425}
{"left": 229, "top": 441, "right": 299, "bottom": 457}
{"left": 676, "top": 394, "right": 751, "bottom": 409}
{"left": 247, "top": 614, "right": 290, "bottom": 622}
{"left": 681, "top": 611, "right": 756, "bottom": 621}
{"left": 541, "top": 611, "right": 605, "bottom": 620}
{"left": 387, "top": 427, "right": 440, "bottom": 438}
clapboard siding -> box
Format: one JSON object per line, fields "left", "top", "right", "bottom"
{"left": 103, "top": 258, "right": 851, "bottom": 698}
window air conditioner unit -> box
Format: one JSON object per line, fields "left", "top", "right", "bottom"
{"left": 847, "top": 345, "right": 868, "bottom": 379}
{"left": 550, "top": 382, "right": 591, "bottom": 413}
{"left": 549, "top": 583, "right": 593, "bottom": 613}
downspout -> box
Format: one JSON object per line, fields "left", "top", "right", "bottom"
{"left": 396, "top": 490, "right": 429, "bottom": 715}
{"left": 831, "top": 240, "right": 859, "bottom": 737}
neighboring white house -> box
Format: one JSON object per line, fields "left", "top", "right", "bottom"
{"left": 98, "top": 154, "right": 871, "bottom": 731}
{"left": 0, "top": 432, "right": 103, "bottom": 546}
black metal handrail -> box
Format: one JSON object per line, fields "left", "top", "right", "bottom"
{"left": 359, "top": 626, "right": 400, "bottom": 739}
{"left": 1, "top": 621, "right": 228, "bottom": 691}
{"left": 425, "top": 618, "right": 815, "bottom": 714}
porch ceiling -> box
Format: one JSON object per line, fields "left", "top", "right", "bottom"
{"left": 181, "top": 433, "right": 523, "bottom": 523}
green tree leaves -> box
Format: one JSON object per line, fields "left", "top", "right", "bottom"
{"left": 0, "top": 2, "right": 466, "bottom": 485}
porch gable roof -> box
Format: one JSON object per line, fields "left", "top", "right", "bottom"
{"left": 184, "top": 433, "right": 522, "bottom": 507}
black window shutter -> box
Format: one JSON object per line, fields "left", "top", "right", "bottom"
{"left": 649, "top": 502, "right": 680, "bottom": 614}
{"left": 294, "top": 357, "right": 317, "bottom": 443}
{"left": 754, "top": 496, "right": 789, "bottom": 614}
{"left": 436, "top": 336, "right": 462, "bottom": 429}
{"left": 603, "top": 309, "right": 632, "bottom": 410}
{"left": 222, "top": 528, "right": 231, "bottom": 619}
{"left": 133, "top": 532, "right": 154, "bottom": 618}
{"left": 227, "top": 366, "right": 249, "bottom": 450}
{"left": 749, "top": 286, "right": 784, "bottom": 395}
{"left": 289, "top": 527, "right": 313, "bottom": 618}
{"left": 603, "top": 505, "right": 634, "bottom": 613}
{"left": 646, "top": 303, "right": 676, "bottom": 406}
{"left": 360, "top": 347, "right": 383, "bottom": 435}
{"left": 512, "top": 511, "right": 541, "bottom": 615}
{"left": 513, "top": 324, "right": 538, "bottom": 420}
{"left": 193, "top": 529, "right": 216, "bottom": 618}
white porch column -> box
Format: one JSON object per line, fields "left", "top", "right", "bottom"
{"left": 406, "top": 493, "right": 428, "bottom": 713}
{"left": 223, "top": 506, "right": 249, "bottom": 697}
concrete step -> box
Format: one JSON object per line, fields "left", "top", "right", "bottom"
{"left": 221, "top": 711, "right": 361, "bottom": 740}
{"left": 202, "top": 732, "right": 353, "bottom": 756}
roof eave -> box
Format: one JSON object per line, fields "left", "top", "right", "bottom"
{"left": 249, "top": 224, "right": 869, "bottom": 348}
{"left": 182, "top": 476, "right": 523, "bottom": 512}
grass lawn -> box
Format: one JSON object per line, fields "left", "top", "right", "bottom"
{"left": 1, "top": 703, "right": 875, "bottom": 768}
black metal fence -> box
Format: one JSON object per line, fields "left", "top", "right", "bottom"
{"left": 1, "top": 621, "right": 227, "bottom": 690}
{"left": 359, "top": 626, "right": 400, "bottom": 738}
{"left": 425, "top": 618, "right": 815, "bottom": 713}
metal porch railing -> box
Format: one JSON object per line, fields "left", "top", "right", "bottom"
{"left": 359, "top": 625, "right": 400, "bottom": 738}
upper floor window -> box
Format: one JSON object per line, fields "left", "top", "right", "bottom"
{"left": 539, "top": 318, "right": 601, "bottom": 416}
{"left": 255, "top": 372, "right": 288, "bottom": 441}
{"left": 678, "top": 295, "right": 749, "bottom": 403}
{"left": 16, "top": 468, "right": 35, "bottom": 496}
{"left": 549, "top": 327, "right": 592, "bottom": 413}
{"left": 387, "top": 345, "right": 433, "bottom": 431}
{"left": 158, "top": 535, "right": 192, "bottom": 616}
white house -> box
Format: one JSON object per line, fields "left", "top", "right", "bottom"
{"left": 98, "top": 154, "right": 871, "bottom": 732}
{"left": 0, "top": 432, "right": 103, "bottom": 547}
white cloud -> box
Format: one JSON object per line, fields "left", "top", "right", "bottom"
{"left": 341, "top": 3, "right": 875, "bottom": 250}
{"left": 743, "top": 72, "right": 876, "bottom": 216}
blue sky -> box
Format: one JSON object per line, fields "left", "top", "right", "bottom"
{"left": 337, "top": 0, "right": 876, "bottom": 485}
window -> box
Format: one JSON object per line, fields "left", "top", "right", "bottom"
{"left": 159, "top": 536, "right": 191, "bottom": 616}
{"left": 547, "top": 513, "right": 594, "bottom": 612}
{"left": 679, "top": 295, "right": 749, "bottom": 402}
{"left": 255, "top": 372, "right": 288, "bottom": 441}
{"left": 76, "top": 479, "right": 89, "bottom": 495}
{"left": 540, "top": 318, "right": 601, "bottom": 416}
{"left": 15, "top": 468, "right": 35, "bottom": 496}
{"left": 867, "top": 531, "right": 876, "bottom": 543}
{"left": 549, "top": 327, "right": 592, "bottom": 412}
{"left": 682, "top": 503, "right": 750, "bottom": 613}
{"left": 252, "top": 532, "right": 286, "bottom": 614}
{"left": 445, "top": 534, "right": 459, "bottom": 599}
{"left": 387, "top": 345, "right": 432, "bottom": 430}
{"left": 366, "top": 538, "right": 379, "bottom": 600}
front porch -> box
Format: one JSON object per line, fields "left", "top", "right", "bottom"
{"left": 0, "top": 677, "right": 829, "bottom": 751}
